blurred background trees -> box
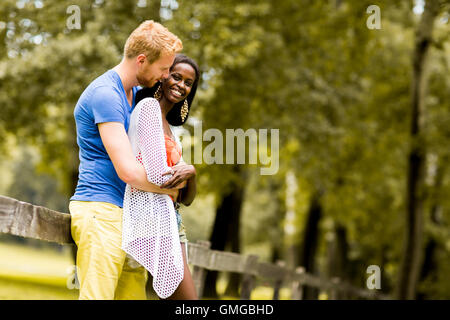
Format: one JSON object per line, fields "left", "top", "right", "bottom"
{"left": 0, "top": 0, "right": 449, "bottom": 299}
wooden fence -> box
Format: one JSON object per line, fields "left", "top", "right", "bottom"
{"left": 0, "top": 195, "right": 389, "bottom": 300}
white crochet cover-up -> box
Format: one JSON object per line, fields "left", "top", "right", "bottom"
{"left": 122, "top": 97, "right": 184, "bottom": 299}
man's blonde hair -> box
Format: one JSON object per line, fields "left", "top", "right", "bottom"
{"left": 124, "top": 20, "right": 183, "bottom": 63}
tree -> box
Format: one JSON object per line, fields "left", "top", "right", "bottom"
{"left": 396, "top": 0, "right": 444, "bottom": 300}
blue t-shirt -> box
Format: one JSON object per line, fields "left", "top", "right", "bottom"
{"left": 70, "top": 70, "right": 139, "bottom": 208}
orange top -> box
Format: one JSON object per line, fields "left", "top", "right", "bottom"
{"left": 165, "top": 134, "right": 182, "bottom": 202}
{"left": 133, "top": 134, "right": 182, "bottom": 201}
{"left": 165, "top": 134, "right": 182, "bottom": 167}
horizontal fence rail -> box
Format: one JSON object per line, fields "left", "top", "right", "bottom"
{"left": 0, "top": 195, "right": 72, "bottom": 244}
{"left": 0, "top": 195, "right": 389, "bottom": 300}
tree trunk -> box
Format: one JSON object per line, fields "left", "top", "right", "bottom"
{"left": 269, "top": 177, "right": 286, "bottom": 263}
{"left": 203, "top": 166, "right": 246, "bottom": 298}
{"left": 226, "top": 176, "right": 286, "bottom": 297}
{"left": 397, "top": 0, "right": 441, "bottom": 300}
{"left": 327, "top": 222, "right": 349, "bottom": 299}
{"left": 417, "top": 155, "right": 446, "bottom": 299}
{"left": 223, "top": 185, "right": 245, "bottom": 297}
{"left": 297, "top": 189, "right": 323, "bottom": 300}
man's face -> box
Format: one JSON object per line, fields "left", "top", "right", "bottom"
{"left": 136, "top": 53, "right": 175, "bottom": 88}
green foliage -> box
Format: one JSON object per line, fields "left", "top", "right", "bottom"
{"left": 4, "top": 145, "right": 68, "bottom": 212}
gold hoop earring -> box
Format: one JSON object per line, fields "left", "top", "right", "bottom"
{"left": 154, "top": 84, "right": 162, "bottom": 101}
{"left": 180, "top": 100, "right": 189, "bottom": 122}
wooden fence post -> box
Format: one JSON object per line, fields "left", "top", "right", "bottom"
{"left": 328, "top": 277, "right": 341, "bottom": 300}
{"left": 290, "top": 266, "right": 305, "bottom": 300}
{"left": 191, "top": 240, "right": 211, "bottom": 299}
{"left": 272, "top": 260, "right": 286, "bottom": 300}
{"left": 240, "top": 254, "right": 259, "bottom": 300}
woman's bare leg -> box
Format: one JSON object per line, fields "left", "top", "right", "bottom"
{"left": 163, "top": 242, "right": 198, "bottom": 300}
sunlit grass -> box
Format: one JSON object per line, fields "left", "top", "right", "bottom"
{"left": 0, "top": 276, "right": 78, "bottom": 300}
{"left": 0, "top": 241, "right": 74, "bottom": 277}
{"left": 0, "top": 241, "right": 78, "bottom": 299}
{"left": 215, "top": 275, "right": 292, "bottom": 300}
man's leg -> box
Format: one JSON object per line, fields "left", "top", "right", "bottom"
{"left": 70, "top": 200, "right": 127, "bottom": 300}
{"left": 114, "top": 255, "right": 148, "bottom": 300}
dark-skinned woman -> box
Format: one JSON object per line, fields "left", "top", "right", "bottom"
{"left": 122, "top": 54, "right": 200, "bottom": 300}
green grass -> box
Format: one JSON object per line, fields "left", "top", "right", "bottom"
{"left": 0, "top": 276, "right": 78, "bottom": 300}
{"left": 0, "top": 241, "right": 78, "bottom": 300}
{"left": 0, "top": 241, "right": 294, "bottom": 300}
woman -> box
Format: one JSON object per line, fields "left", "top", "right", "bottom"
{"left": 122, "top": 54, "right": 199, "bottom": 300}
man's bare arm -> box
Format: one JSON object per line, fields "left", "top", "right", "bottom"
{"left": 98, "top": 122, "right": 183, "bottom": 196}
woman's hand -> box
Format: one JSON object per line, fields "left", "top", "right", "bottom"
{"left": 161, "top": 162, "right": 196, "bottom": 189}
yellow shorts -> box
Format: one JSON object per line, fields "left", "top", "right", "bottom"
{"left": 69, "top": 200, "right": 188, "bottom": 300}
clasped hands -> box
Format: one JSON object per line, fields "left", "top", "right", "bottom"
{"left": 161, "top": 161, "right": 196, "bottom": 190}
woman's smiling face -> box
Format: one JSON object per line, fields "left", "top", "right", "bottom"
{"left": 162, "top": 62, "right": 196, "bottom": 103}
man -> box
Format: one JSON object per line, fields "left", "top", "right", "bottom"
{"left": 69, "top": 20, "right": 182, "bottom": 300}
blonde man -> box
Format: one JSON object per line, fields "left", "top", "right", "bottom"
{"left": 69, "top": 21, "right": 183, "bottom": 300}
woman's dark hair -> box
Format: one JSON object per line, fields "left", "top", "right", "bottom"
{"left": 134, "top": 53, "right": 200, "bottom": 126}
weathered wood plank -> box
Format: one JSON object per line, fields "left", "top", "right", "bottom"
{"left": 256, "top": 260, "right": 288, "bottom": 281}
{"left": 191, "top": 240, "right": 210, "bottom": 299}
{"left": 187, "top": 244, "right": 248, "bottom": 273}
{"left": 290, "top": 267, "right": 306, "bottom": 300}
{"left": 272, "top": 260, "right": 286, "bottom": 300}
{"left": 208, "top": 250, "right": 248, "bottom": 273}
{"left": 240, "top": 254, "right": 259, "bottom": 300}
{"left": 0, "top": 195, "right": 72, "bottom": 244}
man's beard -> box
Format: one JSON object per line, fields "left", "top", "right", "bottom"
{"left": 136, "top": 73, "right": 155, "bottom": 88}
